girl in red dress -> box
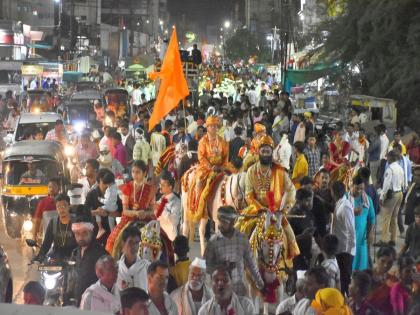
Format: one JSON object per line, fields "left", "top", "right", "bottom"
{"left": 106, "top": 160, "right": 157, "bottom": 255}
{"left": 329, "top": 131, "right": 350, "bottom": 170}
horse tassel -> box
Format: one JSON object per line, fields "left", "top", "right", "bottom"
{"left": 266, "top": 191, "right": 276, "bottom": 213}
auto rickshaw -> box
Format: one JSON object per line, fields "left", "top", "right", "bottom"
{"left": 350, "top": 94, "right": 397, "bottom": 134}
{"left": 103, "top": 88, "right": 130, "bottom": 119}
{"left": 0, "top": 141, "right": 71, "bottom": 239}
{"left": 61, "top": 99, "right": 98, "bottom": 134}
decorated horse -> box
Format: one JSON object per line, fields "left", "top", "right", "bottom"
{"left": 110, "top": 220, "right": 174, "bottom": 265}
{"left": 181, "top": 167, "right": 247, "bottom": 255}
{"left": 235, "top": 192, "right": 300, "bottom": 315}
{"left": 154, "top": 142, "right": 188, "bottom": 191}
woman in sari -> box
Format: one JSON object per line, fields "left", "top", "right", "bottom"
{"left": 106, "top": 160, "right": 157, "bottom": 257}
{"left": 329, "top": 131, "right": 350, "bottom": 171}
{"left": 367, "top": 246, "right": 398, "bottom": 314}
{"left": 390, "top": 255, "right": 417, "bottom": 315}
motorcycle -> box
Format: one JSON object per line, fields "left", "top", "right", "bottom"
{"left": 25, "top": 239, "right": 77, "bottom": 306}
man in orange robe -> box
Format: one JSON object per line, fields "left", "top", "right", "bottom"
{"left": 187, "top": 116, "right": 229, "bottom": 223}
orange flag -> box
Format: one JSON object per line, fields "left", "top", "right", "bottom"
{"left": 148, "top": 27, "right": 189, "bottom": 132}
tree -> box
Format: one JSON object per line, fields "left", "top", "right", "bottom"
{"left": 316, "top": 0, "right": 420, "bottom": 129}
{"left": 225, "top": 29, "right": 264, "bottom": 62}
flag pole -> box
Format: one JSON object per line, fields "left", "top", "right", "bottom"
{"left": 182, "top": 98, "right": 188, "bottom": 131}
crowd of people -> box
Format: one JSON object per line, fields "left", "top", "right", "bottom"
{"left": 10, "top": 68, "right": 420, "bottom": 315}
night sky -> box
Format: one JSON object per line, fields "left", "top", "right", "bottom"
{"left": 168, "top": 0, "right": 239, "bottom": 30}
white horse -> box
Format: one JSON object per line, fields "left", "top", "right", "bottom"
{"left": 181, "top": 169, "right": 247, "bottom": 256}
{"left": 237, "top": 209, "right": 296, "bottom": 315}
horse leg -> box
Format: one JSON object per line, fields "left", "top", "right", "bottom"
{"left": 182, "top": 205, "right": 194, "bottom": 245}
{"left": 199, "top": 218, "right": 208, "bottom": 256}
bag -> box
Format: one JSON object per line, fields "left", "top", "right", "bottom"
{"left": 385, "top": 189, "right": 393, "bottom": 200}
{"left": 384, "top": 168, "right": 394, "bottom": 201}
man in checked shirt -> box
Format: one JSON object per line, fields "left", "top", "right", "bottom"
{"left": 204, "top": 206, "right": 265, "bottom": 297}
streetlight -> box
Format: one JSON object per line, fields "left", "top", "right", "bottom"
{"left": 159, "top": 20, "right": 164, "bottom": 26}
{"left": 224, "top": 21, "right": 231, "bottom": 29}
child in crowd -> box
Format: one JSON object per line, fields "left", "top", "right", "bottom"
{"left": 97, "top": 171, "right": 118, "bottom": 238}
{"left": 169, "top": 235, "right": 191, "bottom": 288}
{"left": 321, "top": 234, "right": 341, "bottom": 291}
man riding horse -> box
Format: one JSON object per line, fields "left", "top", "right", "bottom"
{"left": 236, "top": 135, "right": 300, "bottom": 312}
{"left": 244, "top": 135, "right": 296, "bottom": 215}
{"left": 186, "top": 115, "right": 229, "bottom": 224}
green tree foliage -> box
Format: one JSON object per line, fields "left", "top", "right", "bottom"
{"left": 224, "top": 29, "right": 271, "bottom": 63}
{"left": 319, "top": 0, "right": 420, "bottom": 128}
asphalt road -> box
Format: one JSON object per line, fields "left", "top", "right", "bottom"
{"left": 0, "top": 214, "right": 33, "bottom": 303}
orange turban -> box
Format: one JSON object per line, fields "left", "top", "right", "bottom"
{"left": 206, "top": 116, "right": 219, "bottom": 126}
{"left": 311, "top": 288, "right": 352, "bottom": 315}
{"left": 254, "top": 123, "right": 266, "bottom": 134}
{"left": 258, "top": 135, "right": 274, "bottom": 149}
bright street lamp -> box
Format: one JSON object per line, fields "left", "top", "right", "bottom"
{"left": 159, "top": 20, "right": 164, "bottom": 26}
{"left": 224, "top": 21, "right": 231, "bottom": 29}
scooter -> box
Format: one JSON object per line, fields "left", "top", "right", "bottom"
{"left": 25, "top": 239, "right": 77, "bottom": 306}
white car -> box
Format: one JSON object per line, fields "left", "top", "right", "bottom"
{"left": 4, "top": 112, "right": 66, "bottom": 144}
{"left": 0, "top": 245, "right": 12, "bottom": 303}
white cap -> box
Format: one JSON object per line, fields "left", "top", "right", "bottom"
{"left": 191, "top": 257, "right": 206, "bottom": 270}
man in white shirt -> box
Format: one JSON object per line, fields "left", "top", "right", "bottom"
{"left": 131, "top": 82, "right": 142, "bottom": 112}
{"left": 331, "top": 181, "right": 355, "bottom": 296}
{"left": 247, "top": 85, "right": 258, "bottom": 106}
{"left": 344, "top": 124, "right": 359, "bottom": 160}
{"left": 155, "top": 172, "right": 181, "bottom": 241}
{"left": 273, "top": 132, "right": 292, "bottom": 171}
{"left": 150, "top": 125, "right": 167, "bottom": 167}
{"left": 171, "top": 258, "right": 213, "bottom": 315}
{"left": 379, "top": 126, "right": 390, "bottom": 160}
{"left": 380, "top": 150, "right": 404, "bottom": 245}
{"left": 198, "top": 267, "right": 255, "bottom": 315}
{"left": 78, "top": 159, "right": 99, "bottom": 204}
{"left": 80, "top": 255, "right": 121, "bottom": 314}
{"left": 6, "top": 104, "right": 19, "bottom": 130}
{"left": 378, "top": 124, "right": 390, "bottom": 183}
{"left": 117, "top": 226, "right": 150, "bottom": 292}
{"left": 29, "top": 78, "right": 38, "bottom": 90}
{"left": 276, "top": 278, "right": 305, "bottom": 315}
{"left": 293, "top": 267, "right": 329, "bottom": 315}
{"left": 147, "top": 261, "right": 178, "bottom": 315}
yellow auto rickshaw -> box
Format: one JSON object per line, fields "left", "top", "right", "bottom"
{"left": 1, "top": 140, "right": 71, "bottom": 239}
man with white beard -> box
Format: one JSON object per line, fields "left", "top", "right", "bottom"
{"left": 170, "top": 258, "right": 212, "bottom": 315}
